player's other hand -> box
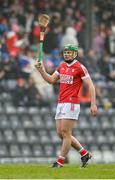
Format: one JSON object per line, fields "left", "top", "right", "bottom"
{"left": 90, "top": 104, "right": 97, "bottom": 116}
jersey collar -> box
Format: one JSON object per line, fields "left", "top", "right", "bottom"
{"left": 66, "top": 60, "right": 78, "bottom": 67}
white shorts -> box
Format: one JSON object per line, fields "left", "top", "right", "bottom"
{"left": 55, "top": 103, "right": 80, "bottom": 120}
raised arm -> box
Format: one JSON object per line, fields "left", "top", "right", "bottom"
{"left": 35, "top": 61, "right": 59, "bottom": 84}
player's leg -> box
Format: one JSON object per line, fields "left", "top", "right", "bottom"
{"left": 56, "top": 120, "right": 87, "bottom": 152}
{"left": 54, "top": 103, "right": 92, "bottom": 167}
{"left": 60, "top": 119, "right": 75, "bottom": 157}
{"left": 52, "top": 119, "right": 75, "bottom": 167}
{"left": 56, "top": 120, "right": 92, "bottom": 167}
{"left": 70, "top": 135, "right": 92, "bottom": 168}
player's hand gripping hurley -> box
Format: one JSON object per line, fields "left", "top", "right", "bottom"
{"left": 37, "top": 14, "right": 50, "bottom": 67}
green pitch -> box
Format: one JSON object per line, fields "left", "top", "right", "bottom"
{"left": 0, "top": 164, "right": 115, "bottom": 179}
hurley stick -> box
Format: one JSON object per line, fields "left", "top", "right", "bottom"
{"left": 38, "top": 14, "right": 50, "bottom": 63}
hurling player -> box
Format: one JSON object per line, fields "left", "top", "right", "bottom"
{"left": 35, "top": 44, "right": 97, "bottom": 168}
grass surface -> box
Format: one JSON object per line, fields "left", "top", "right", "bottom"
{"left": 0, "top": 164, "right": 115, "bottom": 179}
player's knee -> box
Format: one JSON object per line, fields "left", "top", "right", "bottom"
{"left": 57, "top": 129, "right": 63, "bottom": 139}
{"left": 61, "top": 129, "right": 71, "bottom": 138}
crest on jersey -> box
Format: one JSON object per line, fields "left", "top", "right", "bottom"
{"left": 72, "top": 69, "right": 75, "bottom": 72}
{"left": 61, "top": 68, "right": 65, "bottom": 71}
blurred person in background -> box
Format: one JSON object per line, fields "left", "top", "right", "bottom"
{"left": 43, "top": 24, "right": 62, "bottom": 54}
{"left": 12, "top": 77, "right": 27, "bottom": 106}
{"left": 0, "top": 53, "right": 21, "bottom": 80}
{"left": 27, "top": 45, "right": 55, "bottom": 101}
{"left": 86, "top": 49, "right": 100, "bottom": 75}
{"left": 93, "top": 28, "right": 106, "bottom": 58}
{"left": 35, "top": 44, "right": 97, "bottom": 168}
{"left": 60, "top": 27, "right": 78, "bottom": 49}
{"left": 47, "top": 49, "right": 62, "bottom": 70}
{"left": 99, "top": 52, "right": 115, "bottom": 82}
{"left": 104, "top": 23, "right": 115, "bottom": 56}
{"left": 25, "top": 77, "right": 49, "bottom": 107}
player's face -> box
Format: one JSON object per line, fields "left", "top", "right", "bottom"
{"left": 63, "top": 50, "right": 77, "bottom": 62}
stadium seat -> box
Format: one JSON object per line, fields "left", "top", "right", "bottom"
{"left": 96, "top": 134, "right": 107, "bottom": 144}
{"left": 90, "top": 145, "right": 99, "bottom": 151}
{"left": 78, "top": 118, "right": 90, "bottom": 129}
{"left": 86, "top": 134, "right": 95, "bottom": 144}
{"left": 9, "top": 144, "right": 21, "bottom": 157}
{"left": 27, "top": 107, "right": 40, "bottom": 114}
{"left": 106, "top": 131, "right": 115, "bottom": 144}
{"left": 32, "top": 115, "right": 44, "bottom": 128}
{"left": 6, "top": 80, "right": 16, "bottom": 90}
{"left": 5, "top": 105, "right": 17, "bottom": 114}
{"left": 101, "top": 120, "right": 111, "bottom": 130}
{"left": 21, "top": 144, "right": 32, "bottom": 156}
{"left": 32, "top": 144, "right": 44, "bottom": 156}
{"left": 17, "top": 107, "right": 27, "bottom": 114}
{"left": 0, "top": 102, "right": 4, "bottom": 113}
{"left": 4, "top": 129, "right": 16, "bottom": 142}
{"left": 8, "top": 115, "right": 22, "bottom": 128}
{"left": 0, "top": 131, "right": 5, "bottom": 142}
{"left": 1, "top": 92, "right": 12, "bottom": 101}
{"left": 89, "top": 117, "right": 100, "bottom": 130}
{"left": 49, "top": 130, "right": 61, "bottom": 143}
{"left": 43, "top": 115, "right": 55, "bottom": 129}
{"left": 68, "top": 149, "right": 81, "bottom": 164}
{"left": 102, "top": 150, "right": 114, "bottom": 163}
{"left": 55, "top": 144, "right": 61, "bottom": 156}
{"left": 0, "top": 115, "right": 9, "bottom": 128}
{"left": 22, "top": 119, "right": 34, "bottom": 128}
{"left": 38, "top": 130, "right": 51, "bottom": 143}
{"left": 91, "top": 150, "right": 103, "bottom": 163}
{"left": 44, "top": 144, "right": 55, "bottom": 157}
{"left": 15, "top": 130, "right": 28, "bottom": 143}
{"left": 101, "top": 144, "right": 111, "bottom": 151}
{"left": 27, "top": 130, "right": 39, "bottom": 143}
{"left": 112, "top": 120, "right": 115, "bottom": 129}
{"left": 0, "top": 144, "right": 9, "bottom": 157}
{"left": 40, "top": 107, "right": 51, "bottom": 116}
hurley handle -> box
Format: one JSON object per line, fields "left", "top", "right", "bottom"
{"left": 38, "top": 26, "right": 45, "bottom": 63}
{"left": 38, "top": 41, "right": 43, "bottom": 63}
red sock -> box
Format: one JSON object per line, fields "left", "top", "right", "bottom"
{"left": 56, "top": 156, "right": 65, "bottom": 165}
{"left": 79, "top": 148, "right": 88, "bottom": 157}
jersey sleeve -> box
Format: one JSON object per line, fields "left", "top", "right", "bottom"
{"left": 79, "top": 64, "right": 90, "bottom": 79}
{"left": 55, "top": 64, "right": 61, "bottom": 75}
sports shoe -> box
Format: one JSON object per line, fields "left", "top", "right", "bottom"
{"left": 81, "top": 152, "right": 92, "bottom": 168}
{"left": 52, "top": 162, "right": 63, "bottom": 168}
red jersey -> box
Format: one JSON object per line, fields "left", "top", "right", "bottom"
{"left": 55, "top": 60, "right": 90, "bottom": 103}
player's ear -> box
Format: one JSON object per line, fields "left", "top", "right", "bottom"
{"left": 73, "top": 51, "right": 77, "bottom": 57}
{"left": 75, "top": 51, "right": 78, "bottom": 57}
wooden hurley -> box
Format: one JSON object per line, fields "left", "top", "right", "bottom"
{"left": 38, "top": 14, "right": 50, "bottom": 63}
